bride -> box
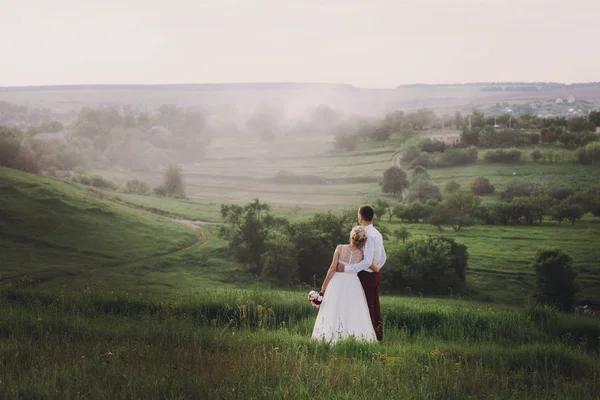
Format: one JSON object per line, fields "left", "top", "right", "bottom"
{"left": 311, "top": 226, "right": 380, "bottom": 343}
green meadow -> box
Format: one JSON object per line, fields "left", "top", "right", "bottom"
{"left": 2, "top": 129, "right": 600, "bottom": 398}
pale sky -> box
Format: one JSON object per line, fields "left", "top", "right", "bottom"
{"left": 1, "top": 0, "right": 598, "bottom": 88}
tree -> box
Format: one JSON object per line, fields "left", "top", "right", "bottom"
{"left": 406, "top": 178, "right": 443, "bottom": 203}
{"left": 163, "top": 164, "right": 185, "bottom": 196}
{"left": 373, "top": 199, "right": 390, "bottom": 221}
{"left": 333, "top": 133, "right": 358, "bottom": 152}
{"left": 124, "top": 179, "right": 150, "bottom": 195}
{"left": 567, "top": 117, "right": 593, "bottom": 133}
{"left": 441, "top": 191, "right": 481, "bottom": 232}
{"left": 589, "top": 110, "right": 600, "bottom": 128}
{"left": 470, "top": 177, "right": 495, "bottom": 195}
{"left": 380, "top": 166, "right": 409, "bottom": 197}
{"left": 532, "top": 247, "right": 578, "bottom": 311}
{"left": 550, "top": 201, "right": 583, "bottom": 225}
{"left": 220, "top": 199, "right": 285, "bottom": 274}
{"left": 411, "top": 166, "right": 430, "bottom": 181}
{"left": 288, "top": 211, "right": 354, "bottom": 283}
{"left": 406, "top": 108, "right": 436, "bottom": 130}
{"left": 399, "top": 236, "right": 468, "bottom": 293}
{"left": 454, "top": 111, "right": 464, "bottom": 130}
{"left": 393, "top": 227, "right": 411, "bottom": 244}
{"left": 419, "top": 139, "right": 446, "bottom": 153}
{"left": 261, "top": 233, "right": 298, "bottom": 284}
{"left": 445, "top": 180, "right": 460, "bottom": 193}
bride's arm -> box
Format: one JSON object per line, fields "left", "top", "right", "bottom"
{"left": 321, "top": 246, "right": 341, "bottom": 293}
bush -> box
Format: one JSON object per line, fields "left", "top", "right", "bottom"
{"left": 0, "top": 137, "right": 22, "bottom": 169}
{"left": 408, "top": 152, "right": 434, "bottom": 169}
{"left": 478, "top": 127, "right": 525, "bottom": 148}
{"left": 406, "top": 178, "right": 442, "bottom": 203}
{"left": 332, "top": 133, "right": 358, "bottom": 152}
{"left": 90, "top": 175, "right": 117, "bottom": 190}
{"left": 401, "top": 146, "right": 422, "bottom": 166}
{"left": 163, "top": 164, "right": 185, "bottom": 196}
{"left": 532, "top": 247, "right": 578, "bottom": 311}
{"left": 153, "top": 186, "right": 166, "bottom": 196}
{"left": 559, "top": 131, "right": 597, "bottom": 149}
{"left": 470, "top": 177, "right": 495, "bottom": 195}
{"left": 531, "top": 148, "right": 543, "bottom": 162}
{"left": 383, "top": 236, "right": 468, "bottom": 294}
{"left": 436, "top": 146, "right": 478, "bottom": 167}
{"left": 124, "top": 179, "right": 151, "bottom": 195}
{"left": 483, "top": 149, "right": 522, "bottom": 164}
{"left": 501, "top": 180, "right": 540, "bottom": 199}
{"left": 419, "top": 138, "right": 446, "bottom": 153}
{"left": 445, "top": 180, "right": 460, "bottom": 193}
{"left": 71, "top": 171, "right": 117, "bottom": 190}
{"left": 575, "top": 142, "right": 600, "bottom": 165}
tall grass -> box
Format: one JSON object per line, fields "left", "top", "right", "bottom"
{"left": 1, "top": 286, "right": 599, "bottom": 399}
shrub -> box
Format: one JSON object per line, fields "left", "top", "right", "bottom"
{"left": 470, "top": 177, "right": 495, "bottom": 195}
{"left": 332, "top": 133, "right": 358, "bottom": 152}
{"left": 575, "top": 142, "right": 600, "bottom": 165}
{"left": 163, "top": 164, "right": 185, "bottom": 196}
{"left": 502, "top": 180, "right": 540, "bottom": 199}
{"left": 393, "top": 236, "right": 468, "bottom": 293}
{"left": 90, "top": 175, "right": 117, "bottom": 190}
{"left": 71, "top": 171, "right": 117, "bottom": 190}
{"left": 0, "top": 137, "right": 22, "bottom": 169}
{"left": 531, "top": 148, "right": 543, "bottom": 162}
{"left": 406, "top": 178, "right": 443, "bottom": 203}
{"left": 483, "top": 149, "right": 522, "bottom": 164}
{"left": 124, "top": 179, "right": 151, "bottom": 195}
{"left": 408, "top": 153, "right": 434, "bottom": 169}
{"left": 153, "top": 186, "right": 167, "bottom": 196}
{"left": 419, "top": 138, "right": 446, "bottom": 153}
{"left": 401, "top": 146, "right": 422, "bottom": 166}
{"left": 437, "top": 146, "right": 478, "bottom": 167}
{"left": 532, "top": 247, "right": 578, "bottom": 311}
{"left": 445, "top": 180, "right": 460, "bottom": 193}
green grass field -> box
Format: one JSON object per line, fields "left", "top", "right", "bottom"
{"left": 1, "top": 285, "right": 598, "bottom": 399}
{"left": 2, "top": 130, "right": 600, "bottom": 398}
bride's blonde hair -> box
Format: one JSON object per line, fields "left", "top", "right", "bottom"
{"left": 350, "top": 226, "right": 367, "bottom": 249}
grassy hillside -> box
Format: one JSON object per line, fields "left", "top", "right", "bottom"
{"left": 0, "top": 167, "right": 204, "bottom": 291}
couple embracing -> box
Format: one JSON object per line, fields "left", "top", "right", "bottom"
{"left": 311, "top": 205, "right": 386, "bottom": 343}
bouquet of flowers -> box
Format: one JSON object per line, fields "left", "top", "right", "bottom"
{"left": 307, "top": 290, "right": 324, "bottom": 308}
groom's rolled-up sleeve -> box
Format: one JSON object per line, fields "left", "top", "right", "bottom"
{"left": 343, "top": 237, "right": 374, "bottom": 273}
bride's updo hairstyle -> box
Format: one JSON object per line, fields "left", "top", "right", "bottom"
{"left": 350, "top": 226, "right": 368, "bottom": 249}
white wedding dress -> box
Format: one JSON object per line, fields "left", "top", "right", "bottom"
{"left": 311, "top": 245, "right": 377, "bottom": 343}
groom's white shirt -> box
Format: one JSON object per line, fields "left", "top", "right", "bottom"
{"left": 344, "top": 224, "right": 386, "bottom": 273}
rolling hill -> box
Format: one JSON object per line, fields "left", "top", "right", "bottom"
{"left": 0, "top": 167, "right": 200, "bottom": 290}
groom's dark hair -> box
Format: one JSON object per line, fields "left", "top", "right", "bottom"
{"left": 359, "top": 205, "right": 374, "bottom": 222}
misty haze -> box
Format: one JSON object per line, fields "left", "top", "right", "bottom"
{"left": 1, "top": 0, "right": 600, "bottom": 398}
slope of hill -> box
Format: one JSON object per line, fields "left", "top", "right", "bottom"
{"left": 0, "top": 167, "right": 199, "bottom": 289}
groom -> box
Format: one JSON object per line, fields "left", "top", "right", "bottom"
{"left": 337, "top": 205, "right": 386, "bottom": 341}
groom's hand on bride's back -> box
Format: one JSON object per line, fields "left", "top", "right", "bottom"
{"left": 336, "top": 262, "right": 345, "bottom": 272}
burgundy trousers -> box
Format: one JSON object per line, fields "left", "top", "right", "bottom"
{"left": 358, "top": 270, "right": 383, "bottom": 341}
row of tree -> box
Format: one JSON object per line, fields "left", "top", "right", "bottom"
{"left": 378, "top": 166, "right": 600, "bottom": 228}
